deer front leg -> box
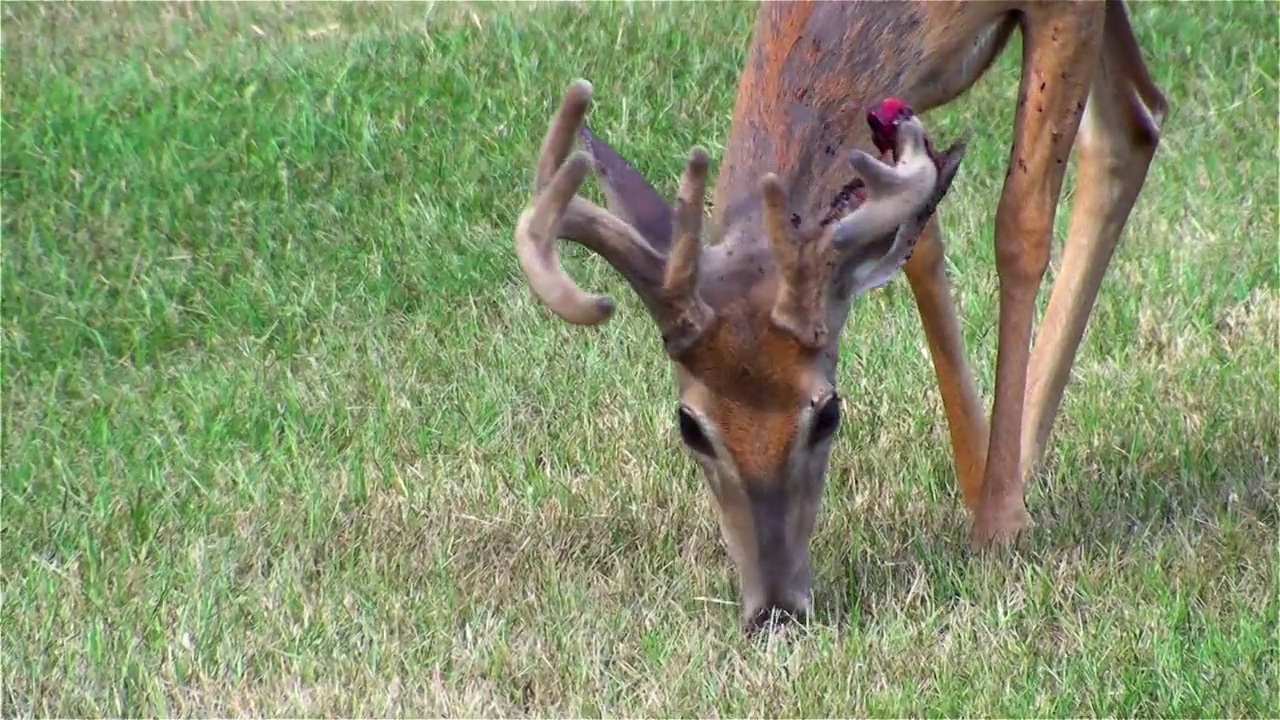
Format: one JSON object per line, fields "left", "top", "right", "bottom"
{"left": 904, "top": 219, "right": 989, "bottom": 511}
{"left": 973, "top": 4, "right": 1105, "bottom": 550}
{"left": 1021, "top": 0, "right": 1168, "bottom": 485}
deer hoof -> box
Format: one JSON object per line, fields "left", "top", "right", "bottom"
{"left": 969, "top": 498, "right": 1032, "bottom": 552}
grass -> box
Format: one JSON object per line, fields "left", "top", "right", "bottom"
{"left": 2, "top": 0, "right": 1277, "bottom": 716}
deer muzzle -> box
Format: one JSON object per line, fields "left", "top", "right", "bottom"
{"left": 731, "top": 481, "right": 821, "bottom": 634}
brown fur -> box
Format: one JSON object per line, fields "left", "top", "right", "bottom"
{"left": 678, "top": 296, "right": 819, "bottom": 482}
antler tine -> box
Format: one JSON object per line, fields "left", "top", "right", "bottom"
{"left": 515, "top": 78, "right": 613, "bottom": 325}
{"left": 515, "top": 150, "right": 614, "bottom": 325}
{"left": 533, "top": 79, "right": 593, "bottom": 192}
{"left": 658, "top": 147, "right": 716, "bottom": 356}
{"left": 663, "top": 148, "right": 710, "bottom": 297}
{"left": 762, "top": 173, "right": 835, "bottom": 348}
{"left": 897, "top": 133, "right": 969, "bottom": 242}
{"left": 759, "top": 173, "right": 792, "bottom": 256}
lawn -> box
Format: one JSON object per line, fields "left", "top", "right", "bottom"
{"left": 2, "top": 1, "right": 1277, "bottom": 716}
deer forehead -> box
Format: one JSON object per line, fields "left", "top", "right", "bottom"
{"left": 673, "top": 302, "right": 827, "bottom": 479}
{"left": 678, "top": 302, "right": 819, "bottom": 404}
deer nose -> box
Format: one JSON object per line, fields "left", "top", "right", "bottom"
{"left": 744, "top": 602, "right": 809, "bottom": 636}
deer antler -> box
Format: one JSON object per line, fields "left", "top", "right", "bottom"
{"left": 831, "top": 118, "right": 942, "bottom": 292}
{"left": 762, "top": 174, "right": 835, "bottom": 348}
{"left": 659, "top": 147, "right": 716, "bottom": 356}
{"left": 513, "top": 79, "right": 715, "bottom": 356}
{"left": 765, "top": 115, "right": 967, "bottom": 349}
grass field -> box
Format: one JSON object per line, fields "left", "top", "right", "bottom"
{"left": 3, "top": 1, "right": 1278, "bottom": 716}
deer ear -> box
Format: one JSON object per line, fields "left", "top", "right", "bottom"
{"left": 578, "top": 124, "right": 675, "bottom": 253}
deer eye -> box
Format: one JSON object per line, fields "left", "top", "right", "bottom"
{"left": 810, "top": 395, "right": 841, "bottom": 446}
{"left": 677, "top": 407, "right": 714, "bottom": 456}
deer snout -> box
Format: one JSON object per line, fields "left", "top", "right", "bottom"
{"left": 743, "top": 589, "right": 813, "bottom": 636}
{"left": 740, "top": 538, "right": 814, "bottom": 635}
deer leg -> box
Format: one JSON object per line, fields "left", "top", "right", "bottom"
{"left": 1020, "top": 0, "right": 1168, "bottom": 484}
{"left": 972, "top": 4, "right": 1106, "bottom": 550}
{"left": 904, "top": 219, "right": 989, "bottom": 511}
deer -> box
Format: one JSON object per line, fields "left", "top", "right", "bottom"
{"left": 512, "top": 0, "right": 1166, "bottom": 633}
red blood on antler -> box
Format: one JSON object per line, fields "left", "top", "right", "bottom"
{"left": 867, "top": 97, "right": 912, "bottom": 155}
{"left": 866, "top": 97, "right": 943, "bottom": 168}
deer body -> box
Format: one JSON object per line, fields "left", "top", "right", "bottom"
{"left": 513, "top": 0, "right": 1166, "bottom": 632}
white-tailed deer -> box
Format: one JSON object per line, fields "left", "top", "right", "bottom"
{"left": 513, "top": 0, "right": 1166, "bottom": 633}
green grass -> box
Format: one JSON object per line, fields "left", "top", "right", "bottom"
{"left": 3, "top": 0, "right": 1277, "bottom": 716}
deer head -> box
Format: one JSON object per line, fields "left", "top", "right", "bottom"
{"left": 514, "top": 79, "right": 966, "bottom": 633}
